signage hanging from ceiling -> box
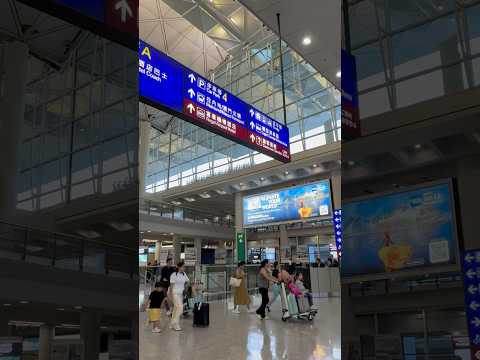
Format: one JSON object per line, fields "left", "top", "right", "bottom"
{"left": 341, "top": 49, "right": 361, "bottom": 140}
{"left": 17, "top": 0, "right": 138, "bottom": 49}
{"left": 242, "top": 180, "right": 332, "bottom": 227}
{"left": 139, "top": 40, "right": 291, "bottom": 163}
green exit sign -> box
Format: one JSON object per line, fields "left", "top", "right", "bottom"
{"left": 236, "top": 232, "right": 246, "bottom": 262}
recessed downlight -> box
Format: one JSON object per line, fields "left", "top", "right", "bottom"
{"left": 336, "top": 71, "right": 341, "bottom": 78}
{"left": 260, "top": 177, "right": 266, "bottom": 181}
{"left": 302, "top": 36, "right": 312, "bottom": 46}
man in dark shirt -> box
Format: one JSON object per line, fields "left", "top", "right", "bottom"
{"left": 160, "top": 258, "right": 175, "bottom": 286}
{"left": 160, "top": 258, "right": 175, "bottom": 314}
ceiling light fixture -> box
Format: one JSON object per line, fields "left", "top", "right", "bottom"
{"left": 336, "top": 71, "right": 341, "bottom": 78}
{"left": 260, "top": 177, "right": 265, "bottom": 181}
{"left": 239, "top": 182, "right": 244, "bottom": 186}
{"left": 312, "top": 164, "right": 318, "bottom": 168}
{"left": 284, "top": 171, "right": 289, "bottom": 175}
{"left": 347, "top": 160, "right": 355, "bottom": 166}
{"left": 185, "top": 197, "right": 196, "bottom": 202}
{"left": 199, "top": 193, "right": 211, "bottom": 199}
{"left": 414, "top": 144, "right": 422, "bottom": 150}
{"left": 172, "top": 201, "right": 182, "bottom": 206}
{"left": 302, "top": 36, "right": 312, "bottom": 46}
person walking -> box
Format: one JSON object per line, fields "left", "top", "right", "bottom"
{"left": 266, "top": 261, "right": 280, "bottom": 312}
{"left": 160, "top": 258, "right": 175, "bottom": 315}
{"left": 169, "top": 261, "right": 189, "bottom": 331}
{"left": 256, "top": 260, "right": 278, "bottom": 320}
{"left": 232, "top": 261, "right": 252, "bottom": 314}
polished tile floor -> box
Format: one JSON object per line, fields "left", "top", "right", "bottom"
{"left": 139, "top": 294, "right": 340, "bottom": 360}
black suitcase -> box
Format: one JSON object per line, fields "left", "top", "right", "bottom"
{"left": 193, "top": 302, "right": 209, "bottom": 327}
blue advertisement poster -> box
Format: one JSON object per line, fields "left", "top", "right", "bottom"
{"left": 342, "top": 182, "right": 457, "bottom": 277}
{"left": 243, "top": 180, "right": 332, "bottom": 227}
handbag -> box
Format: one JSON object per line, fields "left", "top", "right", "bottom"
{"left": 229, "top": 277, "right": 242, "bottom": 288}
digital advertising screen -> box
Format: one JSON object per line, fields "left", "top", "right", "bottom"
{"left": 342, "top": 181, "right": 458, "bottom": 278}
{"left": 243, "top": 180, "right": 332, "bottom": 227}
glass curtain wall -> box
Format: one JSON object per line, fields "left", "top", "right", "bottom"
{"left": 17, "top": 35, "right": 138, "bottom": 210}
{"left": 146, "top": 32, "right": 340, "bottom": 193}
{"left": 346, "top": 0, "right": 480, "bottom": 119}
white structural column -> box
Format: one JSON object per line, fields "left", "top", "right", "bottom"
{"left": 195, "top": 238, "right": 202, "bottom": 265}
{"left": 457, "top": 156, "right": 480, "bottom": 250}
{"left": 0, "top": 41, "right": 29, "bottom": 220}
{"left": 138, "top": 119, "right": 151, "bottom": 197}
{"left": 38, "top": 324, "right": 54, "bottom": 360}
{"left": 173, "top": 236, "right": 182, "bottom": 264}
{"left": 279, "top": 224, "right": 289, "bottom": 262}
{"left": 155, "top": 240, "right": 162, "bottom": 262}
{"left": 80, "top": 310, "right": 100, "bottom": 360}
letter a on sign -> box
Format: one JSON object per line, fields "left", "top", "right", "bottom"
{"left": 141, "top": 46, "right": 151, "bottom": 61}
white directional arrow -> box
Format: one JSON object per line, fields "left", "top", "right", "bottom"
{"left": 472, "top": 317, "right": 480, "bottom": 327}
{"left": 186, "top": 103, "right": 195, "bottom": 114}
{"left": 469, "top": 285, "right": 479, "bottom": 294}
{"left": 249, "top": 109, "right": 255, "bottom": 117}
{"left": 250, "top": 121, "right": 255, "bottom": 129}
{"left": 471, "top": 301, "right": 480, "bottom": 311}
{"left": 336, "top": 231, "right": 341, "bottom": 236}
{"left": 114, "top": 0, "right": 133, "bottom": 23}
{"left": 187, "top": 88, "right": 195, "bottom": 98}
{"left": 467, "top": 269, "right": 477, "bottom": 279}
{"left": 335, "top": 224, "right": 341, "bottom": 229}
{"left": 188, "top": 73, "right": 196, "bottom": 83}
{"left": 334, "top": 217, "right": 340, "bottom": 222}
{"left": 249, "top": 134, "right": 255, "bottom": 142}
{"left": 466, "top": 253, "right": 475, "bottom": 263}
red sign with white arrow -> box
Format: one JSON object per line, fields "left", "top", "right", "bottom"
{"left": 106, "top": 0, "right": 138, "bottom": 36}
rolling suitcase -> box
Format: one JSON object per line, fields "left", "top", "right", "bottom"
{"left": 193, "top": 302, "right": 209, "bottom": 327}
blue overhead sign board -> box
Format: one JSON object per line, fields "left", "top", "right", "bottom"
{"left": 139, "top": 41, "right": 184, "bottom": 114}
{"left": 341, "top": 50, "right": 361, "bottom": 140}
{"left": 462, "top": 250, "right": 480, "bottom": 353}
{"left": 243, "top": 180, "right": 332, "bottom": 227}
{"left": 333, "top": 209, "right": 342, "bottom": 256}
{"left": 55, "top": 0, "right": 104, "bottom": 20}
{"left": 139, "top": 41, "right": 291, "bottom": 163}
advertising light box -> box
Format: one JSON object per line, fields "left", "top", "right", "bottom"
{"left": 139, "top": 41, "right": 291, "bottom": 163}
{"left": 342, "top": 181, "right": 458, "bottom": 278}
{"left": 243, "top": 180, "right": 332, "bottom": 227}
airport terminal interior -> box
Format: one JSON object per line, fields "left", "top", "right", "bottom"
{"left": 138, "top": 0, "right": 341, "bottom": 359}
{"left": 1, "top": 0, "right": 480, "bottom": 359}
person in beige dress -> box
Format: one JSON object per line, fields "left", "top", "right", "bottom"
{"left": 233, "top": 261, "right": 252, "bottom": 314}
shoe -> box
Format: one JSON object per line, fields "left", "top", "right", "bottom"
{"left": 264, "top": 316, "right": 270, "bottom": 320}
{"left": 266, "top": 305, "right": 271, "bottom": 313}
{"left": 232, "top": 308, "right": 241, "bottom": 314}
{"left": 152, "top": 327, "right": 161, "bottom": 333}
{"left": 173, "top": 326, "right": 182, "bottom": 331}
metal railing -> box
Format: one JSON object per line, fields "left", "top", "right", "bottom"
{"left": 0, "top": 221, "right": 137, "bottom": 279}
{"left": 347, "top": 271, "right": 463, "bottom": 298}
{"left": 140, "top": 199, "right": 234, "bottom": 227}
{"left": 140, "top": 263, "right": 316, "bottom": 302}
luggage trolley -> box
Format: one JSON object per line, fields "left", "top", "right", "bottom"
{"left": 280, "top": 283, "right": 317, "bottom": 321}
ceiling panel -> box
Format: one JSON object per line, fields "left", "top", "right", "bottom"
{"left": 238, "top": 0, "right": 340, "bottom": 88}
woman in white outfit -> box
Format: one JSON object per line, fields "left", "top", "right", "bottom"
{"left": 169, "top": 261, "right": 189, "bottom": 331}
